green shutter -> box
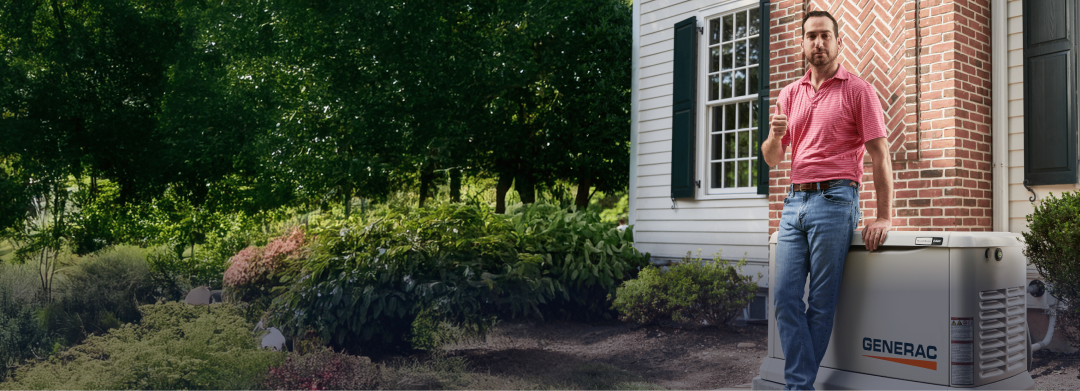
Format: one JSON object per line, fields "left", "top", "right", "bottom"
{"left": 756, "top": 2, "right": 771, "bottom": 195}
{"left": 671, "top": 16, "right": 697, "bottom": 199}
{"left": 1024, "top": 0, "right": 1079, "bottom": 185}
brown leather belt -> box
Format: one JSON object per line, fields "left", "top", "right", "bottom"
{"left": 792, "top": 180, "right": 859, "bottom": 192}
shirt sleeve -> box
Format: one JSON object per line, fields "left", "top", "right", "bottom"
{"left": 779, "top": 87, "right": 792, "bottom": 147}
{"left": 856, "top": 82, "right": 888, "bottom": 142}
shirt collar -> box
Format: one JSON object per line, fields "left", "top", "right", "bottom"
{"left": 798, "top": 63, "right": 850, "bottom": 86}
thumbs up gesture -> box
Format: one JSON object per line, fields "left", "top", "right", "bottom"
{"left": 770, "top": 100, "right": 787, "bottom": 139}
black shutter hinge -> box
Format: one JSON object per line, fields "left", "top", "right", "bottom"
{"left": 698, "top": 26, "right": 703, "bottom": 35}
{"left": 1023, "top": 179, "right": 1036, "bottom": 203}
{"left": 695, "top": 180, "right": 701, "bottom": 188}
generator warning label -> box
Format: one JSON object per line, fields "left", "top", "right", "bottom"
{"left": 950, "top": 317, "right": 974, "bottom": 386}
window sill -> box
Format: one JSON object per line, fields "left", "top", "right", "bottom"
{"left": 696, "top": 192, "right": 768, "bottom": 201}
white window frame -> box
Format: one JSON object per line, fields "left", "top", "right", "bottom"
{"left": 695, "top": 0, "right": 765, "bottom": 200}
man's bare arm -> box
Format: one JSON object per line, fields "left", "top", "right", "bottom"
{"left": 861, "top": 137, "right": 893, "bottom": 251}
{"left": 762, "top": 100, "right": 787, "bottom": 167}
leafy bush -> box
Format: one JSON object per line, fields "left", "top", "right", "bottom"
{"left": 224, "top": 228, "right": 306, "bottom": 297}
{"left": 146, "top": 247, "right": 227, "bottom": 297}
{"left": 508, "top": 203, "right": 649, "bottom": 320}
{"left": 0, "top": 263, "right": 51, "bottom": 381}
{"left": 271, "top": 203, "right": 557, "bottom": 354}
{"left": 1023, "top": 191, "right": 1080, "bottom": 346}
{"left": 262, "top": 348, "right": 379, "bottom": 390}
{"left": 44, "top": 246, "right": 160, "bottom": 345}
{"left": 611, "top": 252, "right": 759, "bottom": 328}
{"left": 1, "top": 302, "right": 283, "bottom": 390}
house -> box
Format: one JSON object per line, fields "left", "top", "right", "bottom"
{"left": 627, "top": 0, "right": 1076, "bottom": 351}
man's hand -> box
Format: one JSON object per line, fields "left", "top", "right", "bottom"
{"left": 861, "top": 218, "right": 891, "bottom": 251}
{"left": 762, "top": 100, "right": 788, "bottom": 166}
{"left": 771, "top": 100, "right": 787, "bottom": 139}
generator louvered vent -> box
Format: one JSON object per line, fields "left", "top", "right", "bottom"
{"left": 978, "top": 287, "right": 1026, "bottom": 379}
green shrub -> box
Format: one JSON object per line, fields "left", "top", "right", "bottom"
{"left": 507, "top": 203, "right": 649, "bottom": 321}
{"left": 1, "top": 302, "right": 283, "bottom": 390}
{"left": 1023, "top": 191, "right": 1080, "bottom": 346}
{"left": 0, "top": 263, "right": 51, "bottom": 381}
{"left": 611, "top": 252, "right": 759, "bottom": 328}
{"left": 271, "top": 203, "right": 557, "bottom": 354}
{"left": 45, "top": 246, "right": 160, "bottom": 345}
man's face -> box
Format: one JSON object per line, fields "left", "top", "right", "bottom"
{"left": 802, "top": 16, "right": 841, "bottom": 67}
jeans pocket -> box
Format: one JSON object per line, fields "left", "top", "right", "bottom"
{"left": 821, "top": 186, "right": 853, "bottom": 205}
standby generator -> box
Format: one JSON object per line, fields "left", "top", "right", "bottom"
{"left": 752, "top": 231, "right": 1035, "bottom": 390}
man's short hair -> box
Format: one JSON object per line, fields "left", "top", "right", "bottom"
{"left": 802, "top": 10, "right": 839, "bottom": 38}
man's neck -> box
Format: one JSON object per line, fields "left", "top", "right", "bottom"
{"left": 808, "top": 62, "right": 839, "bottom": 91}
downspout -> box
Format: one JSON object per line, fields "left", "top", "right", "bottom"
{"left": 628, "top": 0, "right": 641, "bottom": 226}
{"left": 991, "top": 0, "right": 1009, "bottom": 231}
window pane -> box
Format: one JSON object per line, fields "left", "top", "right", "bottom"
{"left": 734, "top": 70, "right": 746, "bottom": 98}
{"left": 738, "top": 131, "right": 750, "bottom": 158}
{"left": 749, "top": 67, "right": 759, "bottom": 96}
{"left": 725, "top": 161, "right": 736, "bottom": 188}
{"left": 711, "top": 106, "right": 723, "bottom": 133}
{"left": 749, "top": 37, "right": 759, "bottom": 65}
{"left": 724, "top": 132, "right": 736, "bottom": 160}
{"left": 735, "top": 11, "right": 746, "bottom": 39}
{"left": 722, "top": 43, "right": 733, "bottom": 71}
{"left": 749, "top": 7, "right": 760, "bottom": 36}
{"left": 739, "top": 101, "right": 750, "bottom": 129}
{"left": 725, "top": 104, "right": 736, "bottom": 131}
{"left": 711, "top": 134, "right": 723, "bottom": 160}
{"left": 738, "top": 160, "right": 750, "bottom": 187}
{"left": 751, "top": 158, "right": 759, "bottom": 186}
{"left": 751, "top": 100, "right": 759, "bottom": 128}
{"left": 710, "top": 47, "right": 720, "bottom": 73}
{"left": 723, "top": 14, "right": 733, "bottom": 42}
{"left": 710, "top": 19, "right": 722, "bottom": 45}
{"left": 711, "top": 162, "right": 723, "bottom": 189}
{"left": 735, "top": 40, "right": 746, "bottom": 68}
{"left": 709, "top": 74, "right": 719, "bottom": 101}
{"left": 722, "top": 72, "right": 733, "bottom": 99}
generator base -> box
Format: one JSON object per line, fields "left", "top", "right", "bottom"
{"left": 752, "top": 358, "right": 1035, "bottom": 390}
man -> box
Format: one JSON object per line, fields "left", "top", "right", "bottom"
{"left": 760, "top": 10, "right": 894, "bottom": 390}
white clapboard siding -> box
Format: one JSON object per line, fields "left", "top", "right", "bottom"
{"left": 1004, "top": 0, "right": 1080, "bottom": 235}
{"left": 631, "top": 0, "right": 770, "bottom": 268}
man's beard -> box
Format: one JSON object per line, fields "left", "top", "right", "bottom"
{"left": 807, "top": 50, "right": 834, "bottom": 67}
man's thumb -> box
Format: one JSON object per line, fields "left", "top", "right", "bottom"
{"left": 776, "top": 100, "right": 784, "bottom": 115}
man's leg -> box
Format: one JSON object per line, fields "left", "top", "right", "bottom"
{"left": 773, "top": 190, "right": 816, "bottom": 390}
{"left": 804, "top": 184, "right": 860, "bottom": 367}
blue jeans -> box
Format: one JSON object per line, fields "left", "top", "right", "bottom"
{"left": 774, "top": 180, "right": 860, "bottom": 390}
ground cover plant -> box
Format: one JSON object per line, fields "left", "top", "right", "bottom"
{"left": 0, "top": 302, "right": 282, "bottom": 390}
{"left": 611, "top": 251, "right": 759, "bottom": 328}
{"left": 1024, "top": 191, "right": 1080, "bottom": 346}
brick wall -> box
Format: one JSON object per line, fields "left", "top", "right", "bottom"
{"left": 767, "top": 0, "right": 994, "bottom": 235}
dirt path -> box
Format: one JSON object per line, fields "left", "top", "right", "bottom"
{"left": 445, "top": 320, "right": 1079, "bottom": 390}
{"left": 446, "top": 320, "right": 768, "bottom": 389}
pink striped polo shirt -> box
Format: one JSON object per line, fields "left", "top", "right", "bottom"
{"left": 778, "top": 64, "right": 887, "bottom": 184}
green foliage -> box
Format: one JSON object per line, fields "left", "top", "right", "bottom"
{"left": 611, "top": 252, "right": 759, "bottom": 329}
{"left": 1023, "top": 191, "right": 1080, "bottom": 346}
{"left": 44, "top": 246, "right": 161, "bottom": 345}
{"left": 270, "top": 202, "right": 648, "bottom": 354}
{"left": 0, "top": 262, "right": 51, "bottom": 381}
{"left": 1, "top": 302, "right": 284, "bottom": 390}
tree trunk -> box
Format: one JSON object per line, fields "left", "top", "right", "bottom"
{"left": 516, "top": 173, "right": 535, "bottom": 204}
{"left": 575, "top": 178, "right": 592, "bottom": 210}
{"left": 495, "top": 174, "right": 513, "bottom": 214}
{"left": 343, "top": 188, "right": 353, "bottom": 218}
{"left": 449, "top": 168, "right": 462, "bottom": 203}
{"left": 418, "top": 170, "right": 432, "bottom": 208}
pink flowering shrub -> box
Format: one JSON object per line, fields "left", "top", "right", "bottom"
{"left": 223, "top": 228, "right": 306, "bottom": 290}
{"left": 261, "top": 349, "right": 379, "bottom": 391}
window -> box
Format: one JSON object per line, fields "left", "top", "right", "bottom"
{"left": 670, "top": 1, "right": 769, "bottom": 199}
{"left": 703, "top": 6, "right": 761, "bottom": 193}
